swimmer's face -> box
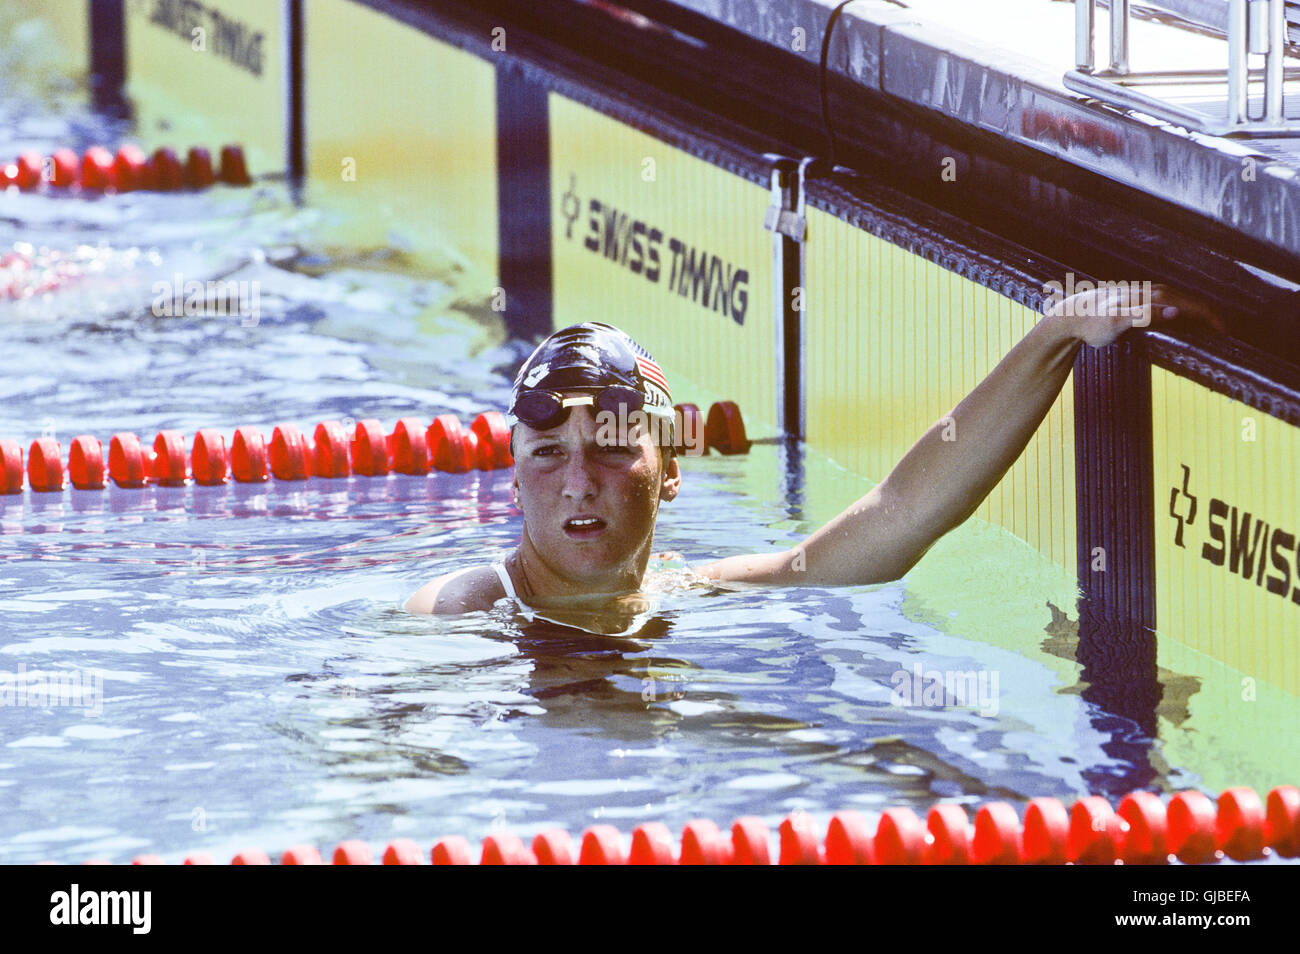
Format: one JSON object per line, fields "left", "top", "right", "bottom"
{"left": 512, "top": 396, "right": 680, "bottom": 592}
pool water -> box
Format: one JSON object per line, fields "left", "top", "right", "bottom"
{"left": 0, "top": 13, "right": 1222, "bottom": 864}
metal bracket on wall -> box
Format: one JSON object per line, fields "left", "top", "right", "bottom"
{"left": 764, "top": 154, "right": 812, "bottom": 443}
{"left": 1064, "top": 0, "right": 1300, "bottom": 136}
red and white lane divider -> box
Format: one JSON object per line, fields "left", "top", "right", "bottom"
{"left": 0, "top": 401, "right": 751, "bottom": 495}
{"left": 53, "top": 785, "right": 1300, "bottom": 865}
{"left": 0, "top": 143, "right": 250, "bottom": 193}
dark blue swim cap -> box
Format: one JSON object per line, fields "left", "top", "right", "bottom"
{"left": 507, "top": 322, "right": 674, "bottom": 427}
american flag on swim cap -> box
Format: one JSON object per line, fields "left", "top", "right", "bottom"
{"left": 635, "top": 354, "right": 670, "bottom": 398}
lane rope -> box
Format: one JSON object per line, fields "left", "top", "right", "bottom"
{"left": 65, "top": 786, "right": 1299, "bottom": 865}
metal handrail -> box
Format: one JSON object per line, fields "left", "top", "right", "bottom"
{"left": 1066, "top": 0, "right": 1299, "bottom": 135}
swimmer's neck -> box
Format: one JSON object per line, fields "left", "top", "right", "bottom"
{"left": 508, "top": 530, "right": 652, "bottom": 605}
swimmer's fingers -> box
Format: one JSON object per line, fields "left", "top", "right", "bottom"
{"left": 1049, "top": 285, "right": 1152, "bottom": 346}
{"left": 1149, "top": 285, "right": 1229, "bottom": 333}
{"left": 1052, "top": 283, "right": 1223, "bottom": 346}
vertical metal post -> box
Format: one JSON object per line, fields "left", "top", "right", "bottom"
{"left": 765, "top": 155, "right": 803, "bottom": 442}
{"left": 284, "top": 0, "right": 304, "bottom": 194}
{"left": 1076, "top": 0, "right": 1095, "bottom": 72}
{"left": 1229, "top": 0, "right": 1249, "bottom": 125}
{"left": 1265, "top": 0, "right": 1285, "bottom": 122}
{"left": 1109, "top": 0, "right": 1130, "bottom": 74}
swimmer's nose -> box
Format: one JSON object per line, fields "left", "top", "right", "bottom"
{"left": 559, "top": 451, "right": 599, "bottom": 500}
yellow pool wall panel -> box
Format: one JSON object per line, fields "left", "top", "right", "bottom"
{"left": 124, "top": 0, "right": 283, "bottom": 176}
{"left": 803, "top": 208, "right": 1078, "bottom": 579}
{"left": 1152, "top": 366, "right": 1299, "bottom": 697}
{"left": 9, "top": 1, "right": 89, "bottom": 81}
{"left": 549, "top": 93, "right": 777, "bottom": 440}
{"left": 305, "top": 0, "right": 498, "bottom": 289}
{"left": 1156, "top": 635, "right": 1300, "bottom": 795}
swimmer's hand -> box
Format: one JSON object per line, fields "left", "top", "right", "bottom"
{"left": 1044, "top": 283, "right": 1215, "bottom": 348}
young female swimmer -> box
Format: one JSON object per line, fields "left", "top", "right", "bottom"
{"left": 406, "top": 284, "right": 1203, "bottom": 615}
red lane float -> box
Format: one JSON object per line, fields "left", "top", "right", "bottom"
{"left": 108, "top": 433, "right": 148, "bottom": 488}
{"left": 973, "top": 802, "right": 1022, "bottom": 865}
{"left": 531, "top": 829, "right": 575, "bottom": 866}
{"left": 431, "top": 837, "right": 473, "bottom": 866}
{"left": 925, "top": 804, "right": 971, "bottom": 865}
{"left": 1119, "top": 790, "right": 1168, "bottom": 865}
{"left": 387, "top": 418, "right": 429, "bottom": 476}
{"left": 825, "top": 811, "right": 873, "bottom": 865}
{"left": 731, "top": 817, "right": 771, "bottom": 865}
{"left": 219, "top": 145, "right": 251, "bottom": 185}
{"left": 705, "top": 400, "right": 750, "bottom": 454}
{"left": 231, "top": 426, "right": 269, "bottom": 483}
{"left": 80, "top": 146, "right": 116, "bottom": 191}
{"left": 149, "top": 148, "right": 184, "bottom": 191}
{"left": 269, "top": 424, "right": 310, "bottom": 481}
{"left": 1021, "top": 797, "right": 1069, "bottom": 865}
{"left": 470, "top": 411, "right": 512, "bottom": 470}
{"left": 27, "top": 438, "right": 63, "bottom": 492}
{"left": 427, "top": 415, "right": 471, "bottom": 473}
{"left": 382, "top": 839, "right": 424, "bottom": 865}
{"left": 874, "top": 807, "right": 925, "bottom": 865}
{"left": 1069, "top": 796, "right": 1122, "bottom": 864}
{"left": 681, "top": 818, "right": 730, "bottom": 865}
{"left": 49, "top": 148, "right": 78, "bottom": 188}
{"left": 186, "top": 147, "right": 215, "bottom": 189}
{"left": 628, "top": 823, "right": 676, "bottom": 865}
{"left": 480, "top": 832, "right": 534, "bottom": 866}
{"left": 350, "top": 419, "right": 389, "bottom": 476}
{"left": 68, "top": 435, "right": 106, "bottom": 490}
{"left": 311, "top": 421, "right": 351, "bottom": 478}
{"left": 1266, "top": 785, "right": 1300, "bottom": 857}
{"left": 332, "top": 840, "right": 372, "bottom": 865}
{"left": 1167, "top": 790, "right": 1217, "bottom": 864}
{"left": 191, "top": 429, "right": 229, "bottom": 485}
{"left": 1216, "top": 786, "right": 1266, "bottom": 861}
{"left": 578, "top": 826, "right": 625, "bottom": 865}
{"left": 1, "top": 439, "right": 23, "bottom": 494}
{"left": 777, "top": 813, "right": 820, "bottom": 865}
{"left": 281, "top": 845, "right": 323, "bottom": 865}
{"left": 15, "top": 151, "right": 42, "bottom": 190}
{"left": 150, "top": 430, "right": 188, "bottom": 485}
{"left": 114, "top": 145, "right": 149, "bottom": 192}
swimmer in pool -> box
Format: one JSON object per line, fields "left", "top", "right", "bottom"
{"left": 406, "top": 283, "right": 1205, "bottom": 617}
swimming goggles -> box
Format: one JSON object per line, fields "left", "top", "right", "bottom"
{"left": 510, "top": 386, "right": 672, "bottom": 431}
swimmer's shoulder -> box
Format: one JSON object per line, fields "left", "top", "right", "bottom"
{"left": 404, "top": 564, "right": 508, "bottom": 615}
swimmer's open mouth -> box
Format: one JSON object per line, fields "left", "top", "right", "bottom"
{"left": 564, "top": 516, "right": 607, "bottom": 538}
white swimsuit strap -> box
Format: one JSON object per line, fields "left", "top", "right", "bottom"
{"left": 491, "top": 561, "right": 518, "bottom": 601}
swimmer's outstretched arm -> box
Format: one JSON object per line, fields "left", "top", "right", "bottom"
{"left": 698, "top": 285, "right": 1203, "bottom": 587}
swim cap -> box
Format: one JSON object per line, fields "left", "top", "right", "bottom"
{"left": 507, "top": 322, "right": 674, "bottom": 428}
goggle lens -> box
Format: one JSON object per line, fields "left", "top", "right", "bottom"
{"left": 511, "top": 386, "right": 648, "bottom": 430}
